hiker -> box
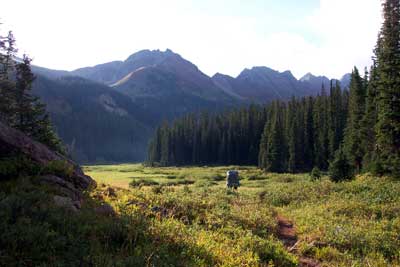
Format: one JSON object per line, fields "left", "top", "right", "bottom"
{"left": 226, "top": 170, "right": 240, "bottom": 190}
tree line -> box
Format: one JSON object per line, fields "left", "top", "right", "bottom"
{"left": 147, "top": 83, "right": 349, "bottom": 172}
{"left": 0, "top": 28, "right": 63, "bottom": 153}
{"left": 147, "top": 0, "right": 400, "bottom": 178}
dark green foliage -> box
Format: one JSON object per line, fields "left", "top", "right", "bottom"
{"left": 35, "top": 76, "right": 152, "bottom": 163}
{"left": 310, "top": 167, "right": 322, "bottom": 180}
{"left": 148, "top": 87, "right": 351, "bottom": 173}
{"left": 147, "top": 104, "right": 267, "bottom": 166}
{"left": 0, "top": 156, "right": 74, "bottom": 181}
{"left": 129, "top": 178, "right": 160, "bottom": 187}
{"left": 0, "top": 156, "right": 39, "bottom": 180}
{"left": 361, "top": 65, "right": 379, "bottom": 171}
{"left": 313, "top": 86, "right": 330, "bottom": 170}
{"left": 374, "top": 0, "right": 400, "bottom": 177}
{"left": 0, "top": 31, "right": 64, "bottom": 154}
{"left": 328, "top": 81, "right": 346, "bottom": 159}
{"left": 40, "top": 160, "right": 74, "bottom": 178}
{"left": 262, "top": 101, "right": 287, "bottom": 173}
{"left": 329, "top": 146, "right": 354, "bottom": 182}
{"left": 14, "top": 56, "right": 64, "bottom": 153}
{"left": 343, "top": 68, "right": 367, "bottom": 172}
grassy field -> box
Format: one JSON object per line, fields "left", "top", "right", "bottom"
{"left": 84, "top": 164, "right": 400, "bottom": 267}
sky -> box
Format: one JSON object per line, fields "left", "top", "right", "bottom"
{"left": 1, "top": 0, "right": 382, "bottom": 79}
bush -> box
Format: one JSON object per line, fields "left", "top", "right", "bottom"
{"left": 0, "top": 156, "right": 39, "bottom": 180}
{"left": 41, "top": 160, "right": 74, "bottom": 178}
{"left": 165, "top": 179, "right": 195, "bottom": 186}
{"left": 329, "top": 147, "right": 353, "bottom": 182}
{"left": 129, "top": 178, "right": 159, "bottom": 187}
{"left": 248, "top": 174, "right": 268, "bottom": 181}
{"left": 310, "top": 167, "right": 322, "bottom": 180}
{"left": 151, "top": 185, "right": 164, "bottom": 194}
{"left": 211, "top": 174, "right": 225, "bottom": 181}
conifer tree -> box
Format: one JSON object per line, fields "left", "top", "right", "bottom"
{"left": 328, "top": 81, "right": 345, "bottom": 158}
{"left": 303, "top": 96, "right": 315, "bottom": 170}
{"left": 361, "top": 65, "right": 379, "bottom": 171}
{"left": 264, "top": 102, "right": 287, "bottom": 173}
{"left": 375, "top": 0, "right": 400, "bottom": 177}
{"left": 329, "top": 145, "right": 353, "bottom": 182}
{"left": 313, "top": 86, "right": 329, "bottom": 170}
{"left": 287, "top": 98, "right": 298, "bottom": 172}
{"left": 343, "top": 67, "right": 366, "bottom": 172}
{"left": 0, "top": 31, "right": 17, "bottom": 124}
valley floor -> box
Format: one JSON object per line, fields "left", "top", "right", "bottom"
{"left": 84, "top": 164, "right": 400, "bottom": 267}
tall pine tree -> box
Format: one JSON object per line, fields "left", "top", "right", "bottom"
{"left": 375, "top": 0, "right": 400, "bottom": 177}
{"left": 343, "top": 67, "right": 366, "bottom": 172}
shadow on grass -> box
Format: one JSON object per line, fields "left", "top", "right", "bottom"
{"left": 0, "top": 176, "right": 215, "bottom": 267}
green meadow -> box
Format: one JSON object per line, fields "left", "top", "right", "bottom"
{"left": 83, "top": 164, "right": 400, "bottom": 267}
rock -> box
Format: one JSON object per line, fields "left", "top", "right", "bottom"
{"left": 53, "top": 195, "right": 79, "bottom": 212}
{"left": 0, "top": 120, "right": 96, "bottom": 191}
{"left": 95, "top": 203, "right": 116, "bottom": 217}
{"left": 39, "top": 175, "right": 83, "bottom": 201}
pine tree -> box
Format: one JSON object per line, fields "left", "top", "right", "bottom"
{"left": 313, "top": 86, "right": 329, "bottom": 170}
{"left": 264, "top": 102, "right": 287, "bottom": 173}
{"left": 287, "top": 98, "right": 298, "bottom": 172}
{"left": 0, "top": 31, "right": 18, "bottom": 124}
{"left": 303, "top": 96, "right": 315, "bottom": 171}
{"left": 328, "top": 81, "right": 345, "bottom": 158}
{"left": 13, "top": 55, "right": 64, "bottom": 153}
{"left": 375, "top": 0, "right": 400, "bottom": 177}
{"left": 361, "top": 65, "right": 379, "bottom": 171}
{"left": 329, "top": 145, "right": 353, "bottom": 182}
{"left": 343, "top": 67, "right": 366, "bottom": 172}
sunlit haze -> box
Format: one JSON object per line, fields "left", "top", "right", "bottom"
{"left": 1, "top": 0, "right": 382, "bottom": 79}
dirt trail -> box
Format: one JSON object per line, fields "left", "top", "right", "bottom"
{"left": 276, "top": 215, "right": 321, "bottom": 267}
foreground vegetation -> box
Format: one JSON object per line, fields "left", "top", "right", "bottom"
{"left": 83, "top": 164, "right": 400, "bottom": 266}
{"left": 1, "top": 162, "right": 399, "bottom": 266}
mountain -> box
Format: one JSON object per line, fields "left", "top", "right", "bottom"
{"left": 37, "top": 49, "right": 239, "bottom": 122}
{"left": 340, "top": 73, "right": 351, "bottom": 89}
{"left": 212, "top": 68, "right": 351, "bottom": 103}
{"left": 300, "top": 73, "right": 331, "bottom": 93}
{"left": 109, "top": 50, "right": 238, "bottom": 120}
{"left": 33, "top": 75, "right": 153, "bottom": 163}
{"left": 31, "top": 49, "right": 351, "bottom": 163}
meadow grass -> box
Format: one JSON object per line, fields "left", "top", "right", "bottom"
{"left": 84, "top": 164, "right": 400, "bottom": 267}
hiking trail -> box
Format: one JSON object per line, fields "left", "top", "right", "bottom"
{"left": 276, "top": 215, "right": 321, "bottom": 267}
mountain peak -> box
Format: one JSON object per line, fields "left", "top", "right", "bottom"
{"left": 300, "top": 72, "right": 316, "bottom": 81}
{"left": 126, "top": 48, "right": 180, "bottom": 62}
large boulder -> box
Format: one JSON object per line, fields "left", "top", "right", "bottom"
{"left": 0, "top": 121, "right": 96, "bottom": 193}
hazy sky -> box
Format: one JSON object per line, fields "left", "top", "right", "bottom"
{"left": 1, "top": 0, "right": 382, "bottom": 79}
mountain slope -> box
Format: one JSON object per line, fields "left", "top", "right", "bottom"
{"left": 31, "top": 49, "right": 351, "bottom": 163}
{"left": 33, "top": 75, "right": 153, "bottom": 163}
{"left": 212, "top": 68, "right": 351, "bottom": 103}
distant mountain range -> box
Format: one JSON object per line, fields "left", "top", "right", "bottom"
{"left": 31, "top": 49, "right": 351, "bottom": 163}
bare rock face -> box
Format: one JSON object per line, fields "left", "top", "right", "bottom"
{"left": 0, "top": 121, "right": 96, "bottom": 213}
{"left": 0, "top": 121, "right": 96, "bottom": 192}
{"left": 39, "top": 175, "right": 83, "bottom": 201}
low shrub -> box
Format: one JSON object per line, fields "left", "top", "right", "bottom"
{"left": 211, "top": 174, "right": 225, "bottom": 181}
{"left": 129, "top": 178, "right": 159, "bottom": 187}
{"left": 310, "top": 167, "right": 322, "bottom": 180}
{"left": 41, "top": 160, "right": 74, "bottom": 178}
{"left": 248, "top": 174, "right": 269, "bottom": 180}
{"left": 329, "top": 147, "right": 353, "bottom": 182}
{"left": 0, "top": 156, "right": 39, "bottom": 180}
